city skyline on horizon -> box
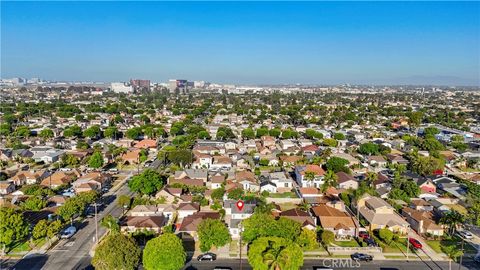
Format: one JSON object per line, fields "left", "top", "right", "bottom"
{"left": 1, "top": 1, "right": 479, "bottom": 86}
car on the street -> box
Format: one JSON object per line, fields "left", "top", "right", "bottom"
{"left": 351, "top": 253, "right": 373, "bottom": 262}
{"left": 197, "top": 252, "right": 217, "bottom": 261}
{"left": 60, "top": 226, "right": 77, "bottom": 239}
{"left": 213, "top": 267, "right": 232, "bottom": 270}
{"left": 358, "top": 231, "right": 369, "bottom": 239}
{"left": 409, "top": 238, "right": 422, "bottom": 249}
{"left": 365, "top": 238, "right": 377, "bottom": 247}
{"left": 457, "top": 230, "right": 474, "bottom": 239}
{"left": 474, "top": 256, "right": 480, "bottom": 264}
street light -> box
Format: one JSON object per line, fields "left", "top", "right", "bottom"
{"left": 406, "top": 225, "right": 410, "bottom": 261}
{"left": 458, "top": 238, "right": 465, "bottom": 270}
{"left": 239, "top": 222, "right": 243, "bottom": 270}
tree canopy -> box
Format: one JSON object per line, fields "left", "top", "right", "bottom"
{"left": 198, "top": 218, "right": 231, "bottom": 252}
{"left": 128, "top": 169, "right": 165, "bottom": 195}
{"left": 92, "top": 233, "right": 141, "bottom": 270}
{"left": 143, "top": 233, "right": 186, "bottom": 270}
{"left": 247, "top": 236, "right": 303, "bottom": 270}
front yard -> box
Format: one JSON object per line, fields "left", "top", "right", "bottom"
{"left": 268, "top": 192, "right": 298, "bottom": 198}
{"left": 427, "top": 236, "right": 477, "bottom": 254}
{"left": 332, "top": 239, "right": 360, "bottom": 247}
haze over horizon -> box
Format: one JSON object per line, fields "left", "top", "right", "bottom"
{"left": 1, "top": 1, "right": 479, "bottom": 86}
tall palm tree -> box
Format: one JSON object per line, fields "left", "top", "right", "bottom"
{"left": 364, "top": 172, "right": 378, "bottom": 189}
{"left": 304, "top": 171, "right": 316, "bottom": 186}
{"left": 262, "top": 244, "right": 287, "bottom": 270}
{"left": 321, "top": 170, "right": 338, "bottom": 193}
{"left": 440, "top": 210, "right": 464, "bottom": 235}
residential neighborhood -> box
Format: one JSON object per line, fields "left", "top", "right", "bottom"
{"left": 1, "top": 84, "right": 480, "bottom": 270}
{"left": 1, "top": 1, "right": 480, "bottom": 269}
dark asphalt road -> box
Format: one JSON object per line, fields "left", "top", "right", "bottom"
{"left": 186, "top": 259, "right": 479, "bottom": 270}
{"left": 5, "top": 177, "right": 132, "bottom": 270}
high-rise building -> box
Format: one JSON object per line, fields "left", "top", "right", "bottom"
{"left": 168, "top": 79, "right": 188, "bottom": 93}
{"left": 111, "top": 82, "right": 133, "bottom": 93}
{"left": 130, "top": 79, "right": 150, "bottom": 91}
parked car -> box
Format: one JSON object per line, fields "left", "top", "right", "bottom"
{"left": 358, "top": 231, "right": 369, "bottom": 239}
{"left": 365, "top": 238, "right": 377, "bottom": 247}
{"left": 351, "top": 253, "right": 373, "bottom": 262}
{"left": 60, "top": 226, "right": 77, "bottom": 239}
{"left": 197, "top": 252, "right": 217, "bottom": 261}
{"left": 213, "top": 267, "right": 232, "bottom": 270}
{"left": 409, "top": 238, "right": 422, "bottom": 249}
{"left": 457, "top": 230, "right": 474, "bottom": 239}
{"left": 474, "top": 256, "right": 480, "bottom": 264}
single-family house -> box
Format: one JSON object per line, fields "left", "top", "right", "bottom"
{"left": 311, "top": 204, "right": 358, "bottom": 239}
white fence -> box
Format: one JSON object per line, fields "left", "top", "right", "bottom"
{"left": 327, "top": 246, "right": 383, "bottom": 254}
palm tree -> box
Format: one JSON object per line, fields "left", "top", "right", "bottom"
{"left": 364, "top": 172, "right": 378, "bottom": 189}
{"left": 321, "top": 170, "right": 338, "bottom": 193}
{"left": 262, "top": 244, "right": 287, "bottom": 270}
{"left": 304, "top": 171, "right": 316, "bottom": 186}
{"left": 440, "top": 210, "right": 464, "bottom": 235}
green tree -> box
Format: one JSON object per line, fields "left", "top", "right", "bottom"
{"left": 47, "top": 220, "right": 63, "bottom": 239}
{"left": 358, "top": 142, "right": 379, "bottom": 155}
{"left": 378, "top": 228, "right": 394, "bottom": 244}
{"left": 126, "top": 127, "right": 143, "bottom": 139}
{"left": 103, "top": 126, "right": 119, "bottom": 139}
{"left": 256, "top": 127, "right": 269, "bottom": 138}
{"left": 62, "top": 153, "right": 80, "bottom": 167}
{"left": 320, "top": 230, "right": 334, "bottom": 245}
{"left": 322, "top": 138, "right": 338, "bottom": 147}
{"left": 440, "top": 210, "right": 464, "bottom": 235}
{"left": 39, "top": 128, "right": 54, "bottom": 140}
{"left": 117, "top": 194, "right": 132, "bottom": 209}
{"left": 211, "top": 187, "right": 225, "bottom": 201}
{"left": 227, "top": 188, "right": 244, "bottom": 200}
{"left": 21, "top": 196, "right": 47, "bottom": 211}
{"left": 143, "top": 233, "right": 186, "bottom": 270}
{"left": 269, "top": 128, "right": 281, "bottom": 138}
{"left": 63, "top": 125, "right": 82, "bottom": 138}
{"left": 92, "top": 233, "right": 141, "bottom": 270}
{"left": 15, "top": 126, "right": 31, "bottom": 138}
{"left": 83, "top": 125, "right": 101, "bottom": 138}
{"left": 198, "top": 219, "right": 231, "bottom": 252}
{"left": 321, "top": 170, "right": 338, "bottom": 193}
{"left": 0, "top": 207, "right": 29, "bottom": 252}
{"left": 333, "top": 132, "right": 345, "bottom": 140}
{"left": 248, "top": 236, "right": 303, "bottom": 270}
{"left": 88, "top": 151, "right": 104, "bottom": 169}
{"left": 100, "top": 215, "right": 120, "bottom": 233}
{"left": 197, "top": 130, "right": 211, "bottom": 139}
{"left": 32, "top": 219, "right": 49, "bottom": 240}
{"left": 297, "top": 228, "right": 318, "bottom": 250}
{"left": 128, "top": 169, "right": 164, "bottom": 195}
{"left": 325, "top": 157, "right": 350, "bottom": 173}
{"left": 242, "top": 128, "right": 256, "bottom": 139}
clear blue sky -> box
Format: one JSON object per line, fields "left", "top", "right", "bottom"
{"left": 1, "top": 1, "right": 479, "bottom": 85}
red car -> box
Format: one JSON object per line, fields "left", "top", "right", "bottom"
{"left": 409, "top": 238, "right": 422, "bottom": 249}
{"left": 359, "top": 231, "right": 369, "bottom": 239}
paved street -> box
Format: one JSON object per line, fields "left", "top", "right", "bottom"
{"left": 8, "top": 173, "right": 133, "bottom": 270}
{"left": 186, "top": 259, "right": 479, "bottom": 270}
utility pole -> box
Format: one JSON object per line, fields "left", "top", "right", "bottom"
{"left": 239, "top": 223, "right": 243, "bottom": 270}
{"left": 406, "top": 226, "right": 410, "bottom": 261}
{"left": 458, "top": 238, "right": 465, "bottom": 270}
{"left": 94, "top": 202, "right": 99, "bottom": 244}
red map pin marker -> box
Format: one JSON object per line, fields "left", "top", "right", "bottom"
{"left": 236, "top": 200, "right": 244, "bottom": 211}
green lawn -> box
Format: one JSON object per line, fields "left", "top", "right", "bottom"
{"left": 268, "top": 192, "right": 298, "bottom": 198}
{"left": 333, "top": 239, "right": 360, "bottom": 247}
{"left": 427, "top": 236, "right": 477, "bottom": 254}
{"left": 382, "top": 238, "right": 409, "bottom": 253}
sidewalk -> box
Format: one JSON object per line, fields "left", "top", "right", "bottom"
{"left": 22, "top": 236, "right": 59, "bottom": 258}
{"left": 408, "top": 230, "right": 447, "bottom": 261}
